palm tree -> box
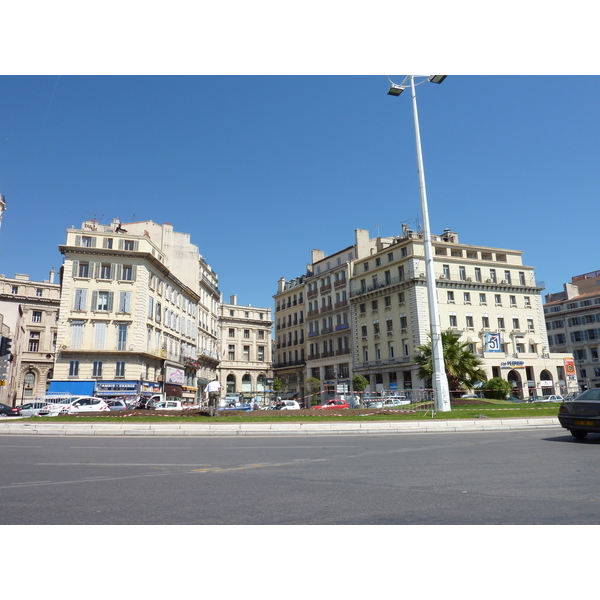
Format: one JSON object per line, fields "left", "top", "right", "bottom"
{"left": 414, "top": 331, "right": 487, "bottom": 396}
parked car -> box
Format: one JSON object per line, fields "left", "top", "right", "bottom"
{"left": 154, "top": 401, "right": 184, "bottom": 411}
{"left": 0, "top": 403, "right": 21, "bottom": 417}
{"left": 18, "top": 401, "right": 48, "bottom": 417}
{"left": 220, "top": 403, "right": 252, "bottom": 411}
{"left": 67, "top": 398, "right": 110, "bottom": 414}
{"left": 540, "top": 395, "right": 564, "bottom": 403}
{"left": 558, "top": 389, "right": 600, "bottom": 439}
{"left": 107, "top": 400, "right": 128, "bottom": 411}
{"left": 311, "top": 399, "right": 350, "bottom": 410}
{"left": 135, "top": 398, "right": 158, "bottom": 410}
{"left": 38, "top": 395, "right": 100, "bottom": 416}
{"left": 279, "top": 400, "right": 301, "bottom": 410}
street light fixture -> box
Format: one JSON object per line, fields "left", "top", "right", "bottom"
{"left": 386, "top": 75, "right": 451, "bottom": 412}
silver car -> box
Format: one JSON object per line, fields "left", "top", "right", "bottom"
{"left": 19, "top": 401, "right": 48, "bottom": 417}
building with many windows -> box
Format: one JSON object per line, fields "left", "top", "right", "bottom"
{"left": 52, "top": 218, "right": 216, "bottom": 402}
{"left": 273, "top": 273, "right": 308, "bottom": 401}
{"left": 0, "top": 272, "right": 61, "bottom": 405}
{"left": 545, "top": 270, "right": 600, "bottom": 391}
{"left": 275, "top": 226, "right": 575, "bottom": 401}
{"left": 218, "top": 295, "right": 272, "bottom": 402}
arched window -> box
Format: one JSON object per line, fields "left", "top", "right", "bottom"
{"left": 24, "top": 371, "right": 36, "bottom": 397}
{"left": 242, "top": 374, "right": 252, "bottom": 392}
{"left": 226, "top": 374, "right": 236, "bottom": 394}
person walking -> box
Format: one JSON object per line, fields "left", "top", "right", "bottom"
{"left": 205, "top": 379, "right": 222, "bottom": 416}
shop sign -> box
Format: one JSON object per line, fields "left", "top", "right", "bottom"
{"left": 500, "top": 361, "right": 525, "bottom": 369}
{"left": 165, "top": 367, "right": 184, "bottom": 384}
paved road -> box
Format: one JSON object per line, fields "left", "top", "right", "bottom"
{"left": 1, "top": 426, "right": 598, "bottom": 524}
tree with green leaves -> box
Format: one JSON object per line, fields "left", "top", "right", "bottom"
{"left": 482, "top": 377, "right": 512, "bottom": 400}
{"left": 352, "top": 374, "right": 368, "bottom": 393}
{"left": 307, "top": 377, "right": 321, "bottom": 407}
{"left": 273, "top": 378, "right": 282, "bottom": 393}
{"left": 414, "top": 330, "right": 487, "bottom": 396}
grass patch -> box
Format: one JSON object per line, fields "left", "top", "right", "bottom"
{"left": 26, "top": 400, "right": 561, "bottom": 424}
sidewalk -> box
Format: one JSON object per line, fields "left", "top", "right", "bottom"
{"left": 0, "top": 417, "right": 561, "bottom": 437}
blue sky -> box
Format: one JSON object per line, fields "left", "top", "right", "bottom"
{"left": 1, "top": 74, "right": 599, "bottom": 308}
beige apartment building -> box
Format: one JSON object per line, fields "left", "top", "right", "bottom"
{"left": 53, "top": 218, "right": 213, "bottom": 402}
{"left": 218, "top": 295, "right": 273, "bottom": 402}
{"left": 350, "top": 226, "right": 575, "bottom": 398}
{"left": 0, "top": 272, "right": 60, "bottom": 405}
{"left": 545, "top": 270, "right": 600, "bottom": 391}
{"left": 273, "top": 273, "right": 308, "bottom": 401}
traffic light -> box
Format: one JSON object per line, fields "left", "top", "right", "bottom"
{"left": 0, "top": 336, "right": 12, "bottom": 357}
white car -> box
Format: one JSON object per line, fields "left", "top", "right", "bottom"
{"left": 279, "top": 400, "right": 301, "bottom": 410}
{"left": 540, "top": 395, "right": 564, "bottom": 403}
{"left": 67, "top": 398, "right": 110, "bottom": 414}
{"left": 38, "top": 395, "right": 101, "bottom": 416}
{"left": 19, "top": 401, "right": 48, "bottom": 417}
{"left": 154, "top": 400, "right": 184, "bottom": 410}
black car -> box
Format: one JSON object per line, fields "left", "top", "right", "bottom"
{"left": 0, "top": 403, "right": 21, "bottom": 417}
{"left": 135, "top": 398, "right": 157, "bottom": 410}
{"left": 558, "top": 389, "right": 600, "bottom": 440}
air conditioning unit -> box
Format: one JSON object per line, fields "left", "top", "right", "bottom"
{"left": 439, "top": 274, "right": 447, "bottom": 279}
{"left": 501, "top": 279, "right": 508, "bottom": 284}
{"left": 466, "top": 277, "right": 472, "bottom": 281}
{"left": 61, "top": 345, "right": 67, "bottom": 350}
{"left": 485, "top": 279, "right": 492, "bottom": 283}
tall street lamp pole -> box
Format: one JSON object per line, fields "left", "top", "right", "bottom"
{"left": 387, "top": 75, "right": 451, "bottom": 412}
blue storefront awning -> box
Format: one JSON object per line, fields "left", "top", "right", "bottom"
{"left": 47, "top": 381, "right": 96, "bottom": 396}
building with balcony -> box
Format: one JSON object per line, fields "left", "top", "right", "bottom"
{"left": 52, "top": 218, "right": 212, "bottom": 402}
{"left": 545, "top": 270, "right": 600, "bottom": 391}
{"left": 0, "top": 272, "right": 60, "bottom": 405}
{"left": 218, "top": 295, "right": 272, "bottom": 402}
{"left": 273, "top": 273, "right": 308, "bottom": 401}
{"left": 349, "top": 225, "right": 575, "bottom": 398}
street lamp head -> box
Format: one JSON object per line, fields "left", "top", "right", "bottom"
{"left": 387, "top": 84, "right": 404, "bottom": 96}
{"left": 429, "top": 75, "right": 447, "bottom": 84}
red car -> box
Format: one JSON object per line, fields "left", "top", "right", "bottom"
{"left": 311, "top": 399, "right": 350, "bottom": 410}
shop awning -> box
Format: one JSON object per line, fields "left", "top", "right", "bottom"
{"left": 47, "top": 380, "right": 96, "bottom": 396}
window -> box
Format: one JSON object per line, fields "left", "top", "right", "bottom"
{"left": 11, "top": 285, "right": 18, "bottom": 294}
{"left": 497, "top": 317, "right": 505, "bottom": 329}
{"left": 243, "top": 346, "right": 250, "bottom": 361}
{"left": 482, "top": 316, "right": 490, "bottom": 328}
{"left": 258, "top": 330, "right": 265, "bottom": 340}
{"left": 104, "top": 238, "right": 113, "bottom": 249}
{"left": 495, "top": 294, "right": 502, "bottom": 305}
{"left": 117, "top": 324, "right": 128, "bottom": 351}
{"left": 258, "top": 346, "right": 265, "bottom": 361}
{"left": 387, "top": 252, "right": 394, "bottom": 262}
{"left": 512, "top": 318, "right": 520, "bottom": 330}
{"left": 442, "top": 265, "right": 450, "bottom": 279}
{"left": 229, "top": 328, "right": 235, "bottom": 337}
{"left": 524, "top": 296, "right": 531, "bottom": 307}
{"left": 71, "top": 321, "right": 84, "bottom": 349}
{"left": 36, "top": 288, "right": 43, "bottom": 297}
{"left": 449, "top": 314, "right": 457, "bottom": 327}
{"left": 364, "top": 262, "right": 369, "bottom": 272}
{"left": 81, "top": 236, "right": 93, "bottom": 247}
{"left": 148, "top": 296, "right": 154, "bottom": 318}
{"left": 519, "top": 272, "right": 526, "bottom": 285}
{"left": 28, "top": 331, "right": 40, "bottom": 352}
{"left": 463, "top": 292, "right": 471, "bottom": 304}
{"left": 527, "top": 318, "right": 534, "bottom": 331}
{"left": 78, "top": 262, "right": 90, "bottom": 278}
{"left": 373, "top": 322, "right": 380, "bottom": 334}
{"left": 490, "top": 269, "right": 497, "bottom": 283}
{"left": 32, "top": 311, "right": 42, "bottom": 323}
{"left": 375, "top": 257, "right": 381, "bottom": 267}
{"left": 466, "top": 315, "right": 474, "bottom": 328}
{"left": 474, "top": 268, "right": 482, "bottom": 282}
{"left": 228, "top": 345, "right": 235, "bottom": 360}
{"left": 93, "top": 361, "right": 103, "bottom": 377}
{"left": 510, "top": 295, "right": 517, "bottom": 306}
{"left": 459, "top": 266, "right": 466, "bottom": 281}
{"left": 124, "top": 240, "right": 134, "bottom": 251}
{"left": 94, "top": 322, "right": 107, "bottom": 350}
{"left": 479, "top": 293, "right": 486, "bottom": 305}
{"left": 361, "top": 325, "right": 368, "bottom": 337}
{"left": 69, "top": 361, "right": 80, "bottom": 377}
{"left": 115, "top": 361, "right": 125, "bottom": 377}
{"left": 244, "top": 330, "right": 250, "bottom": 339}
{"left": 100, "top": 264, "right": 112, "bottom": 279}
{"left": 504, "top": 271, "right": 512, "bottom": 284}
{"left": 447, "top": 291, "right": 455, "bottom": 302}
{"left": 96, "top": 291, "right": 111, "bottom": 311}
{"left": 118, "top": 291, "right": 131, "bottom": 313}
{"left": 371, "top": 300, "right": 378, "bottom": 311}
{"left": 121, "top": 265, "right": 133, "bottom": 281}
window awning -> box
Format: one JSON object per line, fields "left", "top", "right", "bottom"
{"left": 47, "top": 380, "right": 96, "bottom": 396}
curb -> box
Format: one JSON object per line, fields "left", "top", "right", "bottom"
{"left": 0, "top": 417, "right": 561, "bottom": 437}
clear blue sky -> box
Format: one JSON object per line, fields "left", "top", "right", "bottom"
{"left": 1, "top": 75, "right": 599, "bottom": 307}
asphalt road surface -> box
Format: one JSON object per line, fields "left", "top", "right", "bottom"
{"left": 1, "top": 426, "right": 599, "bottom": 525}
